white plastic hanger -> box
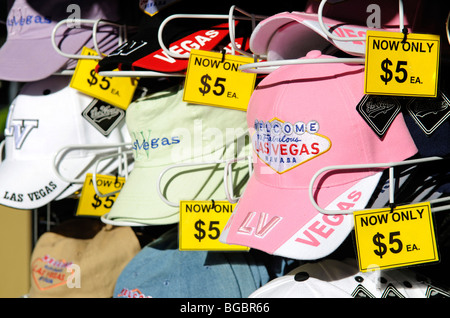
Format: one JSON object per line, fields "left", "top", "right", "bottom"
{"left": 309, "top": 156, "right": 450, "bottom": 215}
{"left": 239, "top": 57, "right": 366, "bottom": 74}
{"left": 51, "top": 18, "right": 132, "bottom": 76}
{"left": 239, "top": 0, "right": 407, "bottom": 74}
{"left": 224, "top": 155, "right": 253, "bottom": 203}
{"left": 91, "top": 149, "right": 133, "bottom": 198}
{"left": 98, "top": 70, "right": 186, "bottom": 77}
{"left": 50, "top": 18, "right": 181, "bottom": 78}
{"left": 317, "top": 0, "right": 406, "bottom": 43}
{"left": 100, "top": 155, "right": 252, "bottom": 227}
{"left": 157, "top": 5, "right": 267, "bottom": 60}
{"left": 99, "top": 6, "right": 266, "bottom": 78}
{"left": 52, "top": 142, "right": 132, "bottom": 184}
{"left": 51, "top": 18, "right": 130, "bottom": 60}
{"left": 157, "top": 155, "right": 253, "bottom": 207}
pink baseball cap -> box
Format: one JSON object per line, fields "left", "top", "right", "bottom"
{"left": 304, "top": 0, "right": 423, "bottom": 30}
{"left": 250, "top": 12, "right": 374, "bottom": 60}
{"left": 219, "top": 50, "right": 418, "bottom": 260}
{"left": 0, "top": 0, "right": 122, "bottom": 82}
{"left": 250, "top": 0, "right": 423, "bottom": 61}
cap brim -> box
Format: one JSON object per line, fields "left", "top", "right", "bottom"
{"left": 220, "top": 170, "right": 383, "bottom": 260}
{"left": 250, "top": 12, "right": 372, "bottom": 59}
{"left": 0, "top": 148, "right": 121, "bottom": 209}
{"left": 104, "top": 160, "right": 250, "bottom": 225}
{"left": 0, "top": 158, "right": 69, "bottom": 209}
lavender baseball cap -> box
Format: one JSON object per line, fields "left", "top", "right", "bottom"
{"left": 0, "top": 0, "right": 122, "bottom": 82}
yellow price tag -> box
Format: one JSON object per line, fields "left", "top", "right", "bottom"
{"left": 179, "top": 200, "right": 249, "bottom": 251}
{"left": 354, "top": 202, "right": 439, "bottom": 272}
{"left": 76, "top": 173, "right": 125, "bottom": 217}
{"left": 364, "top": 30, "right": 440, "bottom": 97}
{"left": 70, "top": 47, "right": 139, "bottom": 110}
{"left": 183, "top": 49, "right": 256, "bottom": 111}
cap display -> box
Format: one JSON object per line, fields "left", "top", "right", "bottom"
{"left": 102, "top": 83, "right": 251, "bottom": 225}
{"left": 29, "top": 218, "right": 141, "bottom": 298}
{"left": 219, "top": 50, "right": 418, "bottom": 260}
{"left": 114, "top": 226, "right": 270, "bottom": 298}
{"left": 249, "top": 258, "right": 450, "bottom": 298}
{"left": 0, "top": 0, "right": 122, "bottom": 82}
{"left": 0, "top": 0, "right": 448, "bottom": 302}
{"left": 0, "top": 76, "right": 130, "bottom": 210}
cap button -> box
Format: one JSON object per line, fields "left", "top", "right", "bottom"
{"left": 306, "top": 50, "right": 322, "bottom": 59}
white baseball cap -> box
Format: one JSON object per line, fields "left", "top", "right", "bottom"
{"left": 0, "top": 75, "right": 130, "bottom": 209}
{"left": 249, "top": 258, "right": 449, "bottom": 298}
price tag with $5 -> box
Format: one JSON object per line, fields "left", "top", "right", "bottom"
{"left": 183, "top": 49, "right": 256, "bottom": 111}
{"left": 364, "top": 30, "right": 440, "bottom": 97}
{"left": 76, "top": 173, "right": 125, "bottom": 217}
{"left": 353, "top": 202, "right": 439, "bottom": 272}
{"left": 70, "top": 47, "right": 139, "bottom": 110}
{"left": 179, "top": 200, "right": 249, "bottom": 251}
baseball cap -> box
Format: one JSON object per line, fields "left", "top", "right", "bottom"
{"left": 249, "top": 0, "right": 425, "bottom": 62}
{"left": 219, "top": 50, "right": 418, "bottom": 260}
{"left": 249, "top": 257, "right": 450, "bottom": 298}
{"left": 0, "top": 75, "right": 130, "bottom": 210}
{"left": 113, "top": 226, "right": 270, "bottom": 298}
{"left": 249, "top": 12, "right": 373, "bottom": 61}
{"left": 29, "top": 218, "right": 141, "bottom": 298}
{"left": 102, "top": 83, "right": 251, "bottom": 226}
{"left": 304, "top": 0, "right": 423, "bottom": 31}
{"left": 0, "top": 0, "right": 122, "bottom": 82}
{"left": 96, "top": 0, "right": 240, "bottom": 73}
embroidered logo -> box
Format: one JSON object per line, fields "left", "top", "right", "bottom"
{"left": 4, "top": 119, "right": 39, "bottom": 149}
{"left": 7, "top": 7, "right": 52, "bottom": 36}
{"left": 31, "top": 255, "right": 72, "bottom": 291}
{"left": 117, "top": 287, "right": 152, "bottom": 298}
{"left": 131, "top": 130, "right": 181, "bottom": 160}
{"left": 253, "top": 118, "right": 331, "bottom": 174}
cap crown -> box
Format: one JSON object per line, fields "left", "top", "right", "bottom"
{"left": 247, "top": 52, "right": 418, "bottom": 190}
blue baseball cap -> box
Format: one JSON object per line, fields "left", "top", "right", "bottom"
{"left": 113, "top": 226, "right": 271, "bottom": 298}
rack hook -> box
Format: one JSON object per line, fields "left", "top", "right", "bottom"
{"left": 401, "top": 27, "right": 408, "bottom": 43}
{"left": 221, "top": 48, "right": 226, "bottom": 63}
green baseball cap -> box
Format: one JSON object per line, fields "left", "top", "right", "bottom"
{"left": 102, "top": 84, "right": 251, "bottom": 225}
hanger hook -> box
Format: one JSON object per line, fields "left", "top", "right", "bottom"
{"left": 401, "top": 27, "right": 408, "bottom": 43}
{"left": 309, "top": 156, "right": 447, "bottom": 215}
